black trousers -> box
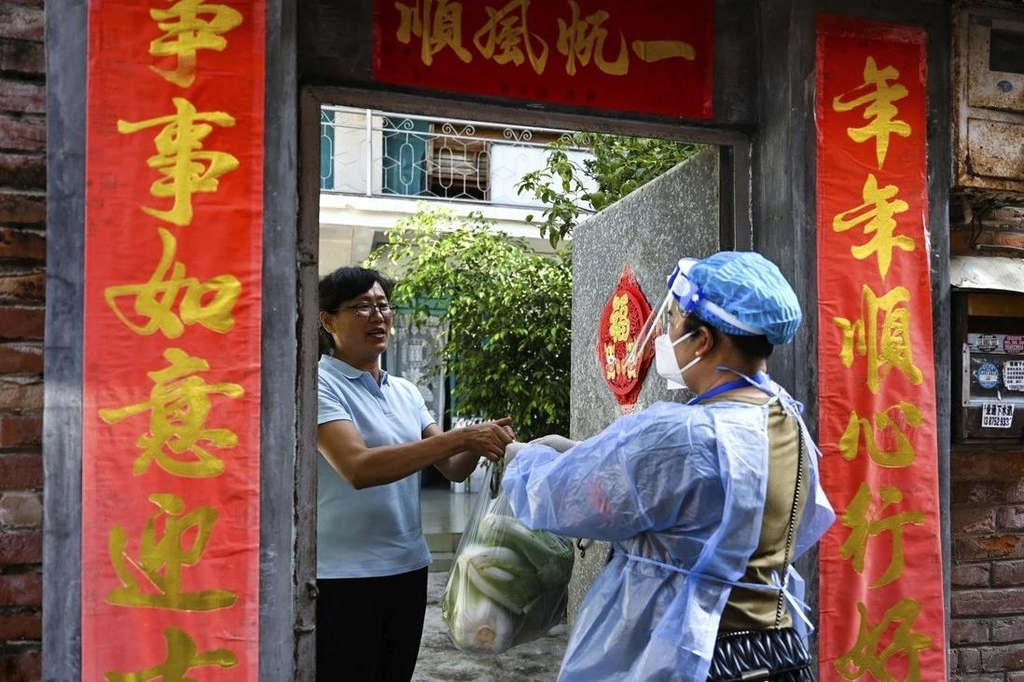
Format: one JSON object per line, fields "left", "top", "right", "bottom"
{"left": 316, "top": 567, "right": 428, "bottom": 682}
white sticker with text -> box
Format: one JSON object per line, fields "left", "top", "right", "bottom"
{"left": 1004, "top": 360, "right": 1024, "bottom": 391}
{"left": 981, "top": 402, "right": 1014, "bottom": 429}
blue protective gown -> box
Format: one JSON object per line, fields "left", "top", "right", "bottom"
{"left": 502, "top": 397, "right": 834, "bottom": 682}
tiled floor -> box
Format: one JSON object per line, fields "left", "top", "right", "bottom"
{"left": 421, "top": 484, "right": 477, "bottom": 536}
{"left": 421, "top": 484, "right": 480, "bottom": 571}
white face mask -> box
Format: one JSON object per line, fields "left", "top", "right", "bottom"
{"left": 654, "top": 330, "right": 701, "bottom": 390}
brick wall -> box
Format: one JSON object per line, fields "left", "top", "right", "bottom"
{"left": 0, "top": 2, "right": 45, "bottom": 681}
{"left": 951, "top": 447, "right": 1024, "bottom": 681}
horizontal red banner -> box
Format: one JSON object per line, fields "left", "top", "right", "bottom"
{"left": 374, "top": 0, "right": 714, "bottom": 119}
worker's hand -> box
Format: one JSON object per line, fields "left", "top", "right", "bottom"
{"left": 461, "top": 417, "right": 515, "bottom": 462}
{"left": 504, "top": 433, "right": 576, "bottom": 465}
{"left": 530, "top": 434, "right": 577, "bottom": 453}
{"left": 504, "top": 441, "right": 529, "bottom": 464}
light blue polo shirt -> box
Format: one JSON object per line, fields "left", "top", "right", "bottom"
{"left": 317, "top": 355, "right": 436, "bottom": 578}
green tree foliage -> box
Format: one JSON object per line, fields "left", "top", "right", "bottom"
{"left": 517, "top": 133, "right": 702, "bottom": 248}
{"left": 366, "top": 206, "right": 571, "bottom": 440}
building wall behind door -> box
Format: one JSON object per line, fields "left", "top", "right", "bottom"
{"left": 0, "top": 4, "right": 45, "bottom": 679}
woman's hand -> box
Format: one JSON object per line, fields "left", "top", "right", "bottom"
{"left": 460, "top": 417, "right": 515, "bottom": 462}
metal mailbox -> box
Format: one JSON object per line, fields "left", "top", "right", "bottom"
{"left": 953, "top": 291, "right": 1024, "bottom": 441}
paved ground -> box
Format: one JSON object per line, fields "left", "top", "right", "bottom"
{"left": 412, "top": 572, "right": 568, "bottom": 682}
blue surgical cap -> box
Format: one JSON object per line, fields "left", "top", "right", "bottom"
{"left": 680, "top": 251, "right": 802, "bottom": 345}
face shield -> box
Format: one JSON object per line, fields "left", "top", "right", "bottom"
{"left": 625, "top": 258, "right": 701, "bottom": 369}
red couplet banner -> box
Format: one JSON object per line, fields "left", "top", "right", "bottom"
{"left": 374, "top": 0, "right": 714, "bottom": 119}
{"left": 816, "top": 15, "right": 947, "bottom": 681}
{"left": 83, "top": 3, "right": 264, "bottom": 679}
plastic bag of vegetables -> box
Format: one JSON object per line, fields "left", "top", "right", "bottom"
{"left": 441, "top": 460, "right": 574, "bottom": 654}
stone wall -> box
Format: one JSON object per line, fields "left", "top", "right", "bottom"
{"left": 0, "top": 2, "right": 45, "bottom": 680}
{"left": 566, "top": 146, "right": 721, "bottom": 621}
{"left": 950, "top": 445, "right": 1024, "bottom": 680}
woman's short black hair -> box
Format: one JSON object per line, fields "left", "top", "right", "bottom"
{"left": 318, "top": 267, "right": 396, "bottom": 355}
{"left": 682, "top": 312, "right": 774, "bottom": 361}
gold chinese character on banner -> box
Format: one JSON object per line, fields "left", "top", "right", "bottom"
{"left": 832, "top": 56, "right": 912, "bottom": 169}
{"left": 149, "top": 0, "right": 244, "bottom": 88}
{"left": 105, "top": 227, "right": 241, "bottom": 338}
{"left": 395, "top": 0, "right": 473, "bottom": 65}
{"left": 107, "top": 493, "right": 237, "bottom": 611}
{"left": 840, "top": 482, "right": 925, "bottom": 587}
{"left": 556, "top": 0, "right": 628, "bottom": 76}
{"left": 118, "top": 97, "right": 238, "bottom": 227}
{"left": 98, "top": 347, "right": 243, "bottom": 478}
{"left": 840, "top": 401, "right": 923, "bottom": 468}
{"left": 631, "top": 40, "right": 695, "bottom": 63}
{"left": 473, "top": 0, "right": 549, "bottom": 74}
{"left": 836, "top": 599, "right": 932, "bottom": 681}
{"left": 834, "top": 284, "right": 924, "bottom": 394}
{"left": 105, "top": 626, "right": 237, "bottom": 681}
{"left": 832, "top": 173, "right": 914, "bottom": 278}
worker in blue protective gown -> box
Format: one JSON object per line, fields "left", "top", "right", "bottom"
{"left": 502, "top": 252, "right": 835, "bottom": 682}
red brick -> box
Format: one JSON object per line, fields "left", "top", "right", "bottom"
{"left": 993, "top": 455, "right": 1024, "bottom": 477}
{"left": 952, "top": 618, "right": 990, "bottom": 645}
{"left": 0, "top": 307, "right": 43, "bottom": 340}
{"left": 0, "top": 492, "right": 40, "bottom": 528}
{"left": 954, "top": 536, "right": 1024, "bottom": 563}
{"left": 0, "top": 192, "right": 44, "bottom": 225}
{"left": 0, "top": 455, "right": 42, "bottom": 489}
{"left": 953, "top": 452, "right": 992, "bottom": 478}
{"left": 952, "top": 563, "right": 991, "bottom": 588}
{"left": 0, "top": 380, "right": 43, "bottom": 411}
{"left": 1000, "top": 507, "right": 1024, "bottom": 531}
{"left": 993, "top": 617, "right": 1024, "bottom": 644}
{"left": 0, "top": 114, "right": 44, "bottom": 152}
{"left": 0, "top": 573, "right": 40, "bottom": 605}
{"left": 981, "top": 644, "right": 1024, "bottom": 672}
{"left": 954, "top": 646, "right": 982, "bottom": 673}
{"left": 0, "top": 6, "right": 43, "bottom": 42}
{"left": 0, "top": 530, "right": 41, "bottom": 563}
{"left": 0, "top": 416, "right": 40, "bottom": 449}
{"left": 952, "top": 480, "right": 1024, "bottom": 505}
{"left": 0, "top": 227, "right": 44, "bottom": 260}
{"left": 0, "top": 155, "right": 43, "bottom": 193}
{"left": 0, "top": 80, "right": 44, "bottom": 115}
{"left": 993, "top": 560, "right": 1024, "bottom": 586}
{"left": 0, "top": 272, "right": 43, "bottom": 302}
{"left": 953, "top": 481, "right": 1000, "bottom": 505}
{"left": 953, "top": 507, "right": 998, "bottom": 535}
{"left": 0, "top": 611, "right": 40, "bottom": 641}
{"left": 953, "top": 588, "right": 1024, "bottom": 616}
{"left": 0, "top": 344, "right": 42, "bottom": 374}
{"left": 0, "top": 40, "right": 43, "bottom": 77}
{"left": 0, "top": 649, "right": 40, "bottom": 682}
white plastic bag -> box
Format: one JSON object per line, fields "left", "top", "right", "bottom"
{"left": 441, "top": 461, "right": 573, "bottom": 654}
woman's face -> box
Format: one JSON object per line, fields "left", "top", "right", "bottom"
{"left": 667, "top": 302, "right": 687, "bottom": 341}
{"left": 321, "top": 282, "right": 392, "bottom": 364}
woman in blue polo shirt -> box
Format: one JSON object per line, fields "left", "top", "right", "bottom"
{"left": 315, "top": 266, "right": 514, "bottom": 682}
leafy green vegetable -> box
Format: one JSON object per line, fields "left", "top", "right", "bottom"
{"left": 442, "top": 512, "right": 574, "bottom": 654}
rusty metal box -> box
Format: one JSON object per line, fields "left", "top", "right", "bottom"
{"left": 954, "top": 4, "right": 1024, "bottom": 194}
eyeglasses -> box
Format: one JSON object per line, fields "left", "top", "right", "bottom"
{"left": 337, "top": 303, "right": 398, "bottom": 318}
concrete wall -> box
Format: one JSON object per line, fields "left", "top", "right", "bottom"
{"left": 0, "top": 2, "right": 44, "bottom": 680}
{"left": 566, "top": 146, "right": 721, "bottom": 621}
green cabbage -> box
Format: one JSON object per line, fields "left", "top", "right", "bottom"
{"left": 442, "top": 512, "right": 574, "bottom": 654}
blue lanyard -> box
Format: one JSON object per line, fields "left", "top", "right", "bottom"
{"left": 687, "top": 370, "right": 773, "bottom": 405}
